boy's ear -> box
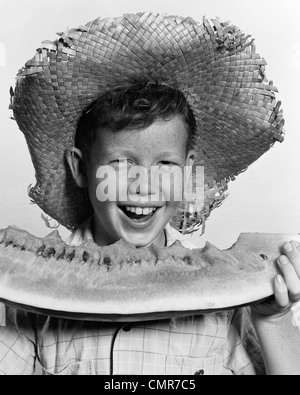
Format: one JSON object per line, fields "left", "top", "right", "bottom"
{"left": 66, "top": 147, "right": 88, "bottom": 188}
{"left": 185, "top": 149, "right": 197, "bottom": 167}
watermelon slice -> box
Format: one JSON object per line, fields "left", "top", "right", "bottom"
{"left": 0, "top": 226, "right": 298, "bottom": 322}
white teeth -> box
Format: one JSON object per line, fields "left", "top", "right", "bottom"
{"left": 125, "top": 206, "right": 157, "bottom": 215}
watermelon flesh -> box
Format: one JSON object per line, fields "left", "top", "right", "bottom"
{"left": 0, "top": 226, "right": 298, "bottom": 322}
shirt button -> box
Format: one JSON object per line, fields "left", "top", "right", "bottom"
{"left": 194, "top": 370, "right": 204, "bottom": 375}
{"left": 123, "top": 324, "right": 132, "bottom": 332}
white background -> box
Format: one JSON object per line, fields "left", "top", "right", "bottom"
{"left": 0, "top": 0, "right": 299, "bottom": 249}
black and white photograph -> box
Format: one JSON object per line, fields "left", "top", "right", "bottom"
{"left": 0, "top": 0, "right": 300, "bottom": 377}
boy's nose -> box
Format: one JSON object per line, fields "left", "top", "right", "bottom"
{"left": 128, "top": 166, "right": 160, "bottom": 199}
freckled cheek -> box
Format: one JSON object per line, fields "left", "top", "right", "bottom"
{"left": 160, "top": 170, "right": 184, "bottom": 204}
{"left": 88, "top": 169, "right": 129, "bottom": 204}
{"left": 161, "top": 183, "right": 183, "bottom": 205}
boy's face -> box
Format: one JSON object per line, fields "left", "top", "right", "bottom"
{"left": 69, "top": 116, "right": 195, "bottom": 247}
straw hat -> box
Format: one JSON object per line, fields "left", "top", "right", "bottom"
{"left": 10, "top": 13, "right": 285, "bottom": 234}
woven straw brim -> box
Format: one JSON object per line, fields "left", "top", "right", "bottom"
{"left": 10, "top": 13, "right": 285, "bottom": 233}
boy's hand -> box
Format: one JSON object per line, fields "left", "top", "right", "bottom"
{"left": 251, "top": 240, "right": 300, "bottom": 322}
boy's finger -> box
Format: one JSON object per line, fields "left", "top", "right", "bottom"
{"left": 282, "top": 242, "right": 300, "bottom": 278}
{"left": 294, "top": 241, "right": 300, "bottom": 251}
{"left": 278, "top": 256, "right": 300, "bottom": 300}
{"left": 274, "top": 275, "right": 289, "bottom": 308}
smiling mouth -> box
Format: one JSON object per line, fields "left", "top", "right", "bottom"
{"left": 119, "top": 206, "right": 160, "bottom": 223}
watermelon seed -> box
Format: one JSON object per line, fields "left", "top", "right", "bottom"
{"left": 183, "top": 256, "right": 193, "bottom": 266}
{"left": 66, "top": 250, "right": 75, "bottom": 262}
{"left": 5, "top": 241, "right": 14, "bottom": 247}
{"left": 37, "top": 245, "right": 45, "bottom": 256}
{"left": 56, "top": 248, "right": 66, "bottom": 260}
{"left": 44, "top": 247, "right": 56, "bottom": 258}
{"left": 260, "top": 254, "right": 268, "bottom": 261}
{"left": 82, "top": 251, "right": 90, "bottom": 263}
{"left": 103, "top": 256, "right": 112, "bottom": 271}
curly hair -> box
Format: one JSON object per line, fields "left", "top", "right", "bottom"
{"left": 75, "top": 78, "right": 197, "bottom": 160}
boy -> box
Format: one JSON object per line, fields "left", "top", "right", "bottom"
{"left": 3, "top": 13, "right": 300, "bottom": 375}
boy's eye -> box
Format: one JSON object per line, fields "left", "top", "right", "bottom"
{"left": 109, "top": 160, "right": 180, "bottom": 168}
{"left": 111, "top": 159, "right": 133, "bottom": 166}
{"left": 159, "top": 161, "right": 178, "bottom": 167}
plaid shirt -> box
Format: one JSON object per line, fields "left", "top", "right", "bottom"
{"left": 0, "top": 220, "right": 265, "bottom": 375}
